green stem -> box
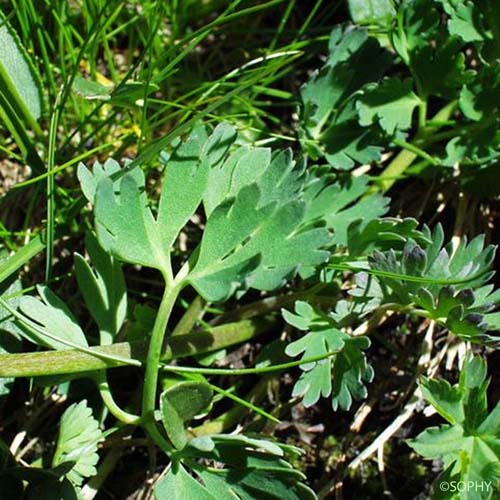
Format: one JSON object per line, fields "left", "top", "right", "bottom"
{"left": 45, "top": 89, "right": 61, "bottom": 281}
{"left": 391, "top": 138, "right": 438, "bottom": 166}
{"left": 142, "top": 284, "right": 180, "bottom": 417}
{"left": 141, "top": 283, "right": 181, "bottom": 448}
{"left": 182, "top": 370, "right": 280, "bottom": 424}
{"left": 0, "top": 296, "right": 141, "bottom": 367}
{"left": 211, "top": 282, "right": 329, "bottom": 325}
{"left": 191, "top": 377, "right": 270, "bottom": 436}
{"left": 417, "top": 98, "right": 427, "bottom": 129}
{"left": 96, "top": 372, "right": 141, "bottom": 425}
{"left": 374, "top": 147, "right": 418, "bottom": 192}
{"left": 209, "top": 383, "right": 279, "bottom": 424}
{"left": 329, "top": 263, "right": 490, "bottom": 286}
{"left": 161, "top": 350, "right": 338, "bottom": 376}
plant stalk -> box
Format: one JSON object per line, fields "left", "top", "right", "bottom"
{"left": 141, "top": 284, "right": 180, "bottom": 421}
{"left": 96, "top": 372, "right": 141, "bottom": 425}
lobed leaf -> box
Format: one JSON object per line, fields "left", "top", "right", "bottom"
{"left": 18, "top": 286, "right": 88, "bottom": 351}
{"left": 303, "top": 172, "right": 388, "bottom": 248}
{"left": 189, "top": 184, "right": 330, "bottom": 301}
{"left": 299, "top": 25, "right": 391, "bottom": 169}
{"left": 82, "top": 124, "right": 331, "bottom": 301}
{"left": 52, "top": 400, "right": 103, "bottom": 487}
{"left": 408, "top": 356, "right": 500, "bottom": 499}
{"left": 356, "top": 227, "right": 498, "bottom": 341}
{"left": 154, "top": 434, "right": 315, "bottom": 500}
{"left": 357, "top": 77, "right": 421, "bottom": 134}
{"left": 283, "top": 301, "right": 372, "bottom": 411}
{"left": 74, "top": 231, "right": 127, "bottom": 344}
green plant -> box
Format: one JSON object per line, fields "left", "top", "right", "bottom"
{"left": 409, "top": 355, "right": 500, "bottom": 498}
{"left": 0, "top": 1, "right": 499, "bottom": 498}
{"left": 299, "top": 0, "right": 500, "bottom": 195}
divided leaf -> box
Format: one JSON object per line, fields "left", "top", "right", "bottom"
{"left": 346, "top": 217, "right": 428, "bottom": 256}
{"left": 303, "top": 172, "right": 388, "bottom": 248}
{"left": 52, "top": 400, "right": 103, "bottom": 487}
{"left": 355, "top": 226, "right": 498, "bottom": 341}
{"left": 437, "top": 0, "right": 491, "bottom": 43}
{"left": 391, "top": 0, "right": 471, "bottom": 99}
{"left": 154, "top": 435, "right": 315, "bottom": 500}
{"left": 81, "top": 123, "right": 210, "bottom": 273}
{"left": 77, "top": 157, "right": 133, "bottom": 204}
{"left": 283, "top": 301, "right": 373, "bottom": 411}
{"left": 408, "top": 356, "right": 500, "bottom": 498}
{"left": 18, "top": 286, "right": 88, "bottom": 350}
{"left": 299, "top": 25, "right": 391, "bottom": 169}
{"left": 81, "top": 124, "right": 331, "bottom": 302}
{"left": 189, "top": 183, "right": 330, "bottom": 301}
{"left": 74, "top": 231, "right": 127, "bottom": 344}
{"left": 156, "top": 123, "right": 210, "bottom": 250}
{"left": 357, "top": 78, "right": 420, "bottom": 134}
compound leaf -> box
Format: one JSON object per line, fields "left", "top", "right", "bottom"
{"left": 391, "top": 0, "right": 472, "bottom": 99}
{"left": 284, "top": 301, "right": 372, "bottom": 411}
{"left": 74, "top": 231, "right": 127, "bottom": 345}
{"left": 408, "top": 356, "right": 500, "bottom": 498}
{"left": 299, "top": 25, "right": 391, "bottom": 169}
{"left": 437, "top": 0, "right": 489, "bottom": 43}
{"left": 52, "top": 400, "right": 103, "bottom": 487}
{"left": 18, "top": 286, "right": 88, "bottom": 350}
{"left": 358, "top": 228, "right": 497, "bottom": 342}
{"left": 357, "top": 77, "right": 420, "bottom": 134}
{"left": 157, "top": 435, "right": 315, "bottom": 500}
{"left": 84, "top": 125, "right": 330, "bottom": 301}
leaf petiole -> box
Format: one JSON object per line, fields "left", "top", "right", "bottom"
{"left": 329, "top": 263, "right": 490, "bottom": 286}
{"left": 141, "top": 280, "right": 183, "bottom": 449}
{"left": 161, "top": 350, "right": 339, "bottom": 376}
{"left": 96, "top": 372, "right": 141, "bottom": 425}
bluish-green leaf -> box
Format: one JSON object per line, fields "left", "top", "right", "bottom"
{"left": 160, "top": 381, "right": 213, "bottom": 450}
{"left": 284, "top": 301, "right": 373, "bottom": 410}
{"left": 18, "top": 286, "right": 88, "bottom": 350}
{"left": 52, "top": 400, "right": 103, "bottom": 487}
{"left": 0, "top": 10, "right": 43, "bottom": 126}
{"left": 74, "top": 232, "right": 127, "bottom": 344}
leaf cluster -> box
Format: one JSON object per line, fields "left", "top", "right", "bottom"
{"left": 409, "top": 355, "right": 500, "bottom": 499}
{"left": 300, "top": 0, "right": 500, "bottom": 191}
